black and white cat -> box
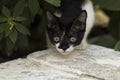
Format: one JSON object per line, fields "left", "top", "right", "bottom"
{"left": 46, "top": 0, "right": 94, "bottom": 55}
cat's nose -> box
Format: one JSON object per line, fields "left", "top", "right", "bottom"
{"left": 58, "top": 38, "right": 69, "bottom": 51}
{"left": 62, "top": 47, "right": 68, "bottom": 51}
{"left": 58, "top": 45, "right": 68, "bottom": 51}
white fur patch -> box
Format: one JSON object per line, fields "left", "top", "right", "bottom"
{"left": 54, "top": 11, "right": 62, "bottom": 18}
{"left": 55, "top": 43, "right": 74, "bottom": 55}
{"left": 66, "top": 45, "right": 74, "bottom": 52}
{"left": 56, "top": 43, "right": 60, "bottom": 48}
{"left": 56, "top": 43, "right": 64, "bottom": 53}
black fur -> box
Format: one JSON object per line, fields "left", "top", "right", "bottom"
{"left": 59, "top": 0, "right": 85, "bottom": 24}
{"left": 46, "top": 0, "right": 87, "bottom": 51}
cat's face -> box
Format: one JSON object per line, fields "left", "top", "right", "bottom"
{"left": 46, "top": 10, "right": 87, "bottom": 54}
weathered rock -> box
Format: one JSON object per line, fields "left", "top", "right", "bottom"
{"left": 0, "top": 45, "right": 120, "bottom": 80}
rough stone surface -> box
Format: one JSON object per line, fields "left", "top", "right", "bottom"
{"left": 0, "top": 45, "right": 120, "bottom": 80}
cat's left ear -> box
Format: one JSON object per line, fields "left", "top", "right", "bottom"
{"left": 46, "top": 11, "right": 57, "bottom": 28}
{"left": 78, "top": 10, "right": 87, "bottom": 23}
{"left": 70, "top": 10, "right": 87, "bottom": 33}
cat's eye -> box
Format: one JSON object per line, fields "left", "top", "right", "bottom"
{"left": 70, "top": 37, "right": 76, "bottom": 42}
{"left": 54, "top": 37, "right": 60, "bottom": 42}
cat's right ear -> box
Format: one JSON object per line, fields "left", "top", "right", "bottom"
{"left": 46, "top": 11, "right": 55, "bottom": 22}
{"left": 46, "top": 11, "right": 56, "bottom": 28}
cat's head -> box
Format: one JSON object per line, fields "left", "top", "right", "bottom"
{"left": 46, "top": 10, "right": 87, "bottom": 54}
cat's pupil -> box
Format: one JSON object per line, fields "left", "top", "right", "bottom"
{"left": 54, "top": 37, "right": 60, "bottom": 42}
{"left": 70, "top": 37, "right": 76, "bottom": 42}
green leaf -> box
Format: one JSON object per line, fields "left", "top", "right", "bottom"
{"left": 108, "top": 12, "right": 120, "bottom": 40}
{"left": 45, "top": 0, "right": 61, "bottom": 7}
{"left": 5, "top": 38, "right": 15, "bottom": 56}
{"left": 15, "top": 23, "right": 30, "bottom": 35}
{"left": 9, "top": 29, "right": 17, "bottom": 44}
{"left": 16, "top": 34, "right": 29, "bottom": 51}
{"left": 0, "top": 33, "right": 4, "bottom": 41}
{"left": 28, "top": 0, "right": 41, "bottom": 15}
{"left": 115, "top": 40, "right": 120, "bottom": 51}
{"left": 38, "top": 7, "right": 43, "bottom": 15}
{"left": 21, "top": 7, "right": 32, "bottom": 26}
{"left": 13, "top": 0, "right": 25, "bottom": 17}
{"left": 89, "top": 35, "right": 118, "bottom": 48}
{"left": 0, "top": 37, "right": 15, "bottom": 56}
{"left": 2, "top": 6, "right": 11, "bottom": 17}
{"left": 92, "top": 0, "right": 120, "bottom": 11}
{"left": 5, "top": 24, "right": 13, "bottom": 37}
{"left": 0, "top": 16, "right": 8, "bottom": 23}
{"left": 0, "top": 23, "right": 7, "bottom": 33}
{"left": 14, "top": 16, "right": 26, "bottom": 21}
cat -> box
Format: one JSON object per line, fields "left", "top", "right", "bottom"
{"left": 46, "top": 0, "right": 94, "bottom": 55}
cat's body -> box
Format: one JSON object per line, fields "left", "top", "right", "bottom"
{"left": 46, "top": 0, "right": 94, "bottom": 55}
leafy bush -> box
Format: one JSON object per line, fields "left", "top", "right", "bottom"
{"left": 0, "top": 0, "right": 60, "bottom": 56}
{"left": 90, "top": 0, "right": 120, "bottom": 51}
{"left": 0, "top": 0, "right": 119, "bottom": 57}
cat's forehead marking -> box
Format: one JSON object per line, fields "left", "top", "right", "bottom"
{"left": 61, "top": 31, "right": 65, "bottom": 40}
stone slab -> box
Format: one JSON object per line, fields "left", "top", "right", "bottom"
{"left": 0, "top": 45, "right": 120, "bottom": 80}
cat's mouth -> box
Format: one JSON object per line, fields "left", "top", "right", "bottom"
{"left": 55, "top": 43, "right": 74, "bottom": 55}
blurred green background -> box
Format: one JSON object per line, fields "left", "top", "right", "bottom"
{"left": 0, "top": 0, "right": 120, "bottom": 60}
{"left": 89, "top": 0, "right": 120, "bottom": 51}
